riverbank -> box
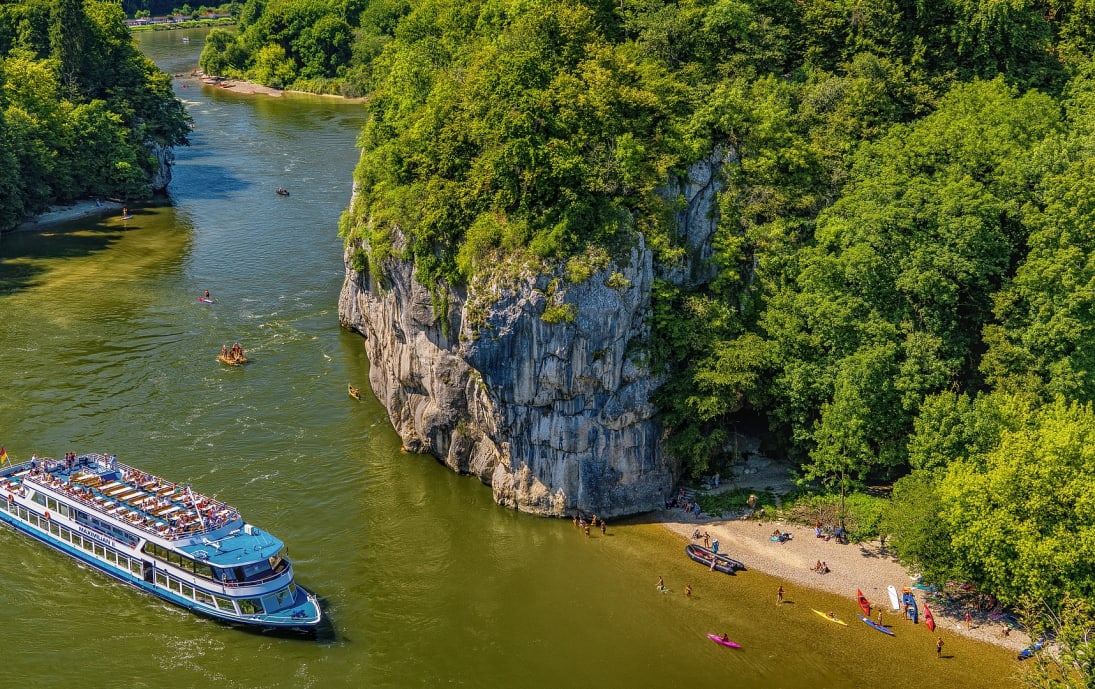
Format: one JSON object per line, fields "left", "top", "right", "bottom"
{"left": 659, "top": 511, "right": 1031, "bottom": 654}
{"left": 13, "top": 199, "right": 125, "bottom": 233}
{"left": 183, "top": 73, "right": 366, "bottom": 102}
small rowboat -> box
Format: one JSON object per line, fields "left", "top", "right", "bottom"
{"left": 859, "top": 615, "right": 895, "bottom": 636}
{"left": 217, "top": 353, "right": 248, "bottom": 366}
{"left": 923, "top": 603, "right": 936, "bottom": 632}
{"left": 857, "top": 589, "right": 871, "bottom": 617}
{"left": 685, "top": 543, "right": 745, "bottom": 574}
{"left": 275, "top": 188, "right": 290, "bottom": 196}
{"left": 348, "top": 383, "right": 361, "bottom": 400}
{"left": 706, "top": 633, "right": 741, "bottom": 649}
{"left": 812, "top": 608, "right": 848, "bottom": 625}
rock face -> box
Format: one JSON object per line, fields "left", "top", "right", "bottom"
{"left": 339, "top": 151, "right": 730, "bottom": 518}
{"left": 147, "top": 141, "right": 174, "bottom": 192}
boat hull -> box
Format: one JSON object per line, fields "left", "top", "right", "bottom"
{"left": 685, "top": 543, "right": 745, "bottom": 574}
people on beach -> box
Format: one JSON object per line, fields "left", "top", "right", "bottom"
{"left": 685, "top": 584, "right": 692, "bottom": 598}
{"left": 777, "top": 585, "right": 784, "bottom": 605}
{"left": 965, "top": 610, "right": 972, "bottom": 630}
{"left": 657, "top": 576, "right": 665, "bottom": 591}
{"left": 600, "top": 520, "right": 606, "bottom": 535}
{"left": 703, "top": 531, "right": 711, "bottom": 548}
{"left": 936, "top": 636, "right": 944, "bottom": 658}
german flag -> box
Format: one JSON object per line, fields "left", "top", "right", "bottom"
{"left": 0, "top": 447, "right": 7, "bottom": 465}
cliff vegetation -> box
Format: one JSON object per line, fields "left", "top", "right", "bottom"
{"left": 296, "top": 0, "right": 1095, "bottom": 669}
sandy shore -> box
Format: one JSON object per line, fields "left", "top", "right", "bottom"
{"left": 13, "top": 199, "right": 125, "bottom": 232}
{"left": 659, "top": 510, "right": 1030, "bottom": 653}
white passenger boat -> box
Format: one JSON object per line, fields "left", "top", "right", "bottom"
{"left": 0, "top": 452, "right": 321, "bottom": 633}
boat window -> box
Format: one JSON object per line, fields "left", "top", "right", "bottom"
{"left": 155, "top": 572, "right": 168, "bottom": 587}
{"left": 31, "top": 491, "right": 45, "bottom": 506}
{"left": 94, "top": 544, "right": 105, "bottom": 558}
{"left": 195, "top": 590, "right": 214, "bottom": 606}
{"left": 129, "top": 560, "right": 141, "bottom": 576}
{"left": 46, "top": 498, "right": 58, "bottom": 511}
{"left": 193, "top": 562, "right": 214, "bottom": 580}
{"left": 59, "top": 504, "right": 70, "bottom": 518}
{"left": 49, "top": 523, "right": 59, "bottom": 536}
{"left": 181, "top": 584, "right": 194, "bottom": 599}
{"left": 237, "top": 598, "right": 265, "bottom": 615}
{"left": 213, "top": 595, "right": 235, "bottom": 612}
{"left": 81, "top": 538, "right": 93, "bottom": 552}
{"left": 240, "top": 560, "right": 274, "bottom": 581}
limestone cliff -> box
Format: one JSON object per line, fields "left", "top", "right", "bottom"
{"left": 339, "top": 151, "right": 729, "bottom": 518}
{"left": 147, "top": 141, "right": 174, "bottom": 193}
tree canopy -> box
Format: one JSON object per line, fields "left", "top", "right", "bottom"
{"left": 0, "top": 0, "right": 190, "bottom": 231}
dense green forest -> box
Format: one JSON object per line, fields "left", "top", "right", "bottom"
{"left": 211, "top": 0, "right": 1095, "bottom": 675}
{"left": 0, "top": 0, "right": 190, "bottom": 232}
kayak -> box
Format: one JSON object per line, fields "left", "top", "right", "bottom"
{"left": 902, "top": 590, "right": 919, "bottom": 624}
{"left": 859, "top": 615, "right": 895, "bottom": 636}
{"left": 923, "top": 603, "right": 936, "bottom": 632}
{"left": 706, "top": 633, "right": 741, "bottom": 649}
{"left": 812, "top": 608, "right": 848, "bottom": 625}
{"left": 888, "top": 585, "right": 900, "bottom": 611}
{"left": 1018, "top": 639, "right": 1045, "bottom": 660}
{"left": 856, "top": 589, "right": 871, "bottom": 617}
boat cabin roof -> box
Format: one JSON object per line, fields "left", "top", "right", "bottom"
{"left": 176, "top": 525, "right": 284, "bottom": 567}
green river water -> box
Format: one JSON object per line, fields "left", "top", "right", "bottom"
{"left": 0, "top": 27, "right": 1017, "bottom": 689}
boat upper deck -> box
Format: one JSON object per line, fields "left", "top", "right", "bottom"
{"left": 1, "top": 453, "right": 241, "bottom": 542}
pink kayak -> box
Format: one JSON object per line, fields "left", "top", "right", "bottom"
{"left": 707, "top": 633, "right": 741, "bottom": 649}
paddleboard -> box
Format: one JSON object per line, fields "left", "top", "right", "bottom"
{"left": 858, "top": 615, "right": 895, "bottom": 636}
{"left": 120, "top": 214, "right": 134, "bottom": 220}
{"left": 888, "top": 585, "right": 900, "bottom": 611}
{"left": 198, "top": 297, "right": 215, "bottom": 304}
{"left": 812, "top": 608, "right": 848, "bottom": 625}
{"left": 706, "top": 633, "right": 741, "bottom": 649}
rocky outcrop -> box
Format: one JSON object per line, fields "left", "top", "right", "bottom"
{"left": 339, "top": 150, "right": 731, "bottom": 518}
{"left": 147, "top": 141, "right": 174, "bottom": 192}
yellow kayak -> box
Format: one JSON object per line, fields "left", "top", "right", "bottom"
{"left": 812, "top": 608, "right": 848, "bottom": 626}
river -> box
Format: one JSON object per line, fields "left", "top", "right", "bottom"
{"left": 0, "top": 27, "right": 1018, "bottom": 689}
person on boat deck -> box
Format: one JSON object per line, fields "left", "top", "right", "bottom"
{"left": 221, "top": 344, "right": 228, "bottom": 358}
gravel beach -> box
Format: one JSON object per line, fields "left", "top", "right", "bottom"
{"left": 659, "top": 511, "right": 1031, "bottom": 653}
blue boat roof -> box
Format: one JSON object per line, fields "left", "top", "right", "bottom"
{"left": 177, "top": 526, "right": 284, "bottom": 567}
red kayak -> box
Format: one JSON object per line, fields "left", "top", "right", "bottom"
{"left": 856, "top": 589, "right": 871, "bottom": 617}
{"left": 707, "top": 633, "right": 741, "bottom": 649}
{"left": 924, "top": 603, "right": 936, "bottom": 632}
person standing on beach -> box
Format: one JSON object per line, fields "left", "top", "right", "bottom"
{"left": 965, "top": 610, "right": 972, "bottom": 630}
{"left": 777, "top": 586, "right": 784, "bottom": 605}
{"left": 936, "top": 637, "right": 944, "bottom": 658}
{"left": 685, "top": 584, "right": 692, "bottom": 598}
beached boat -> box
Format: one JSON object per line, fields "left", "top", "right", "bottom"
{"left": 685, "top": 543, "right": 745, "bottom": 574}
{"left": 923, "top": 602, "right": 936, "bottom": 631}
{"left": 859, "top": 614, "right": 895, "bottom": 636}
{"left": 348, "top": 383, "right": 360, "bottom": 400}
{"left": 856, "top": 588, "right": 872, "bottom": 617}
{"left": 902, "top": 589, "right": 919, "bottom": 623}
{"left": 0, "top": 453, "right": 321, "bottom": 632}
{"left": 812, "top": 608, "right": 848, "bottom": 625}
{"left": 1018, "top": 638, "right": 1045, "bottom": 660}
